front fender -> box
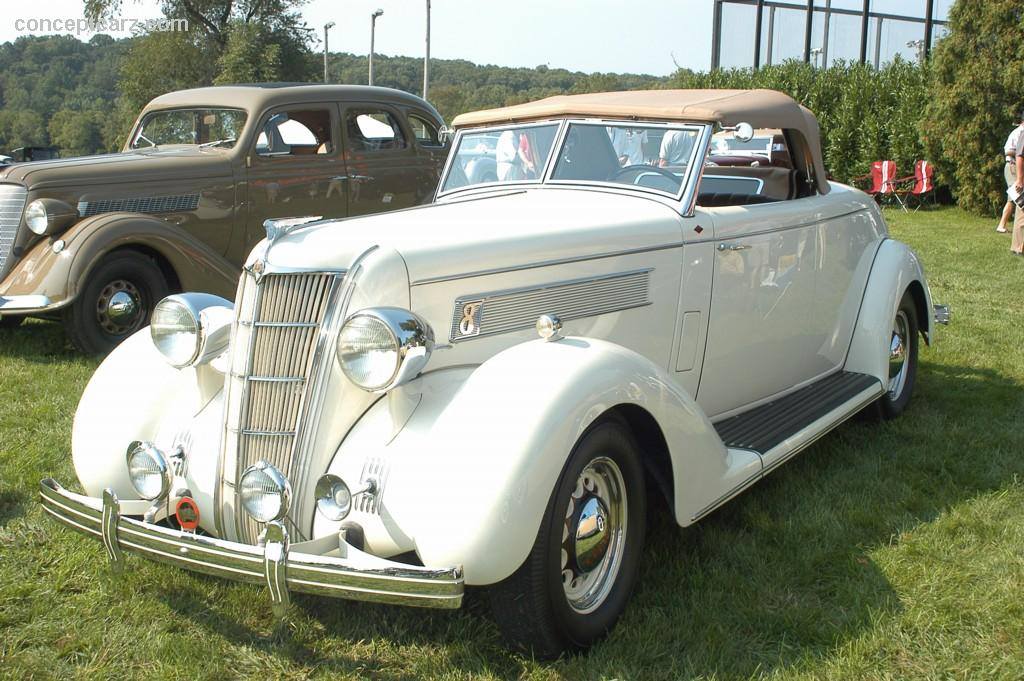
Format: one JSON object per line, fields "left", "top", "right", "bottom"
{"left": 71, "top": 328, "right": 223, "bottom": 501}
{"left": 318, "top": 336, "right": 728, "bottom": 585}
{"left": 845, "top": 238, "right": 933, "bottom": 384}
{"left": 0, "top": 213, "right": 238, "bottom": 306}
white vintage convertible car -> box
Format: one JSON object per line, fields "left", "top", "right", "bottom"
{"left": 40, "top": 89, "right": 948, "bottom": 657}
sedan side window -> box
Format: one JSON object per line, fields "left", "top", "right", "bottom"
{"left": 256, "top": 108, "right": 334, "bottom": 157}
{"left": 408, "top": 114, "right": 443, "bottom": 147}
{"left": 346, "top": 109, "right": 408, "bottom": 152}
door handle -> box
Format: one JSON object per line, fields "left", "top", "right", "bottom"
{"left": 717, "top": 242, "right": 751, "bottom": 252}
{"left": 349, "top": 174, "right": 374, "bottom": 182}
{"left": 330, "top": 175, "right": 349, "bottom": 181}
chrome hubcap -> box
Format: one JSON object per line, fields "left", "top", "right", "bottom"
{"left": 96, "top": 280, "right": 143, "bottom": 336}
{"left": 888, "top": 310, "right": 909, "bottom": 398}
{"left": 561, "top": 456, "right": 626, "bottom": 614}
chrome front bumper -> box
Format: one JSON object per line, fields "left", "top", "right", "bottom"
{"left": 933, "top": 304, "right": 950, "bottom": 325}
{"left": 40, "top": 478, "right": 464, "bottom": 611}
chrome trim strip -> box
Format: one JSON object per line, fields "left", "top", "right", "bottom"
{"left": 40, "top": 478, "right": 464, "bottom": 610}
{"left": 238, "top": 429, "right": 296, "bottom": 437}
{"left": 449, "top": 268, "right": 653, "bottom": 342}
{"left": 412, "top": 244, "right": 683, "bottom": 286}
{"left": 241, "top": 375, "right": 306, "bottom": 383}
{"left": 0, "top": 294, "right": 53, "bottom": 311}
{"left": 241, "top": 320, "right": 320, "bottom": 328}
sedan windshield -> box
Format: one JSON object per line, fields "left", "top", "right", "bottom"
{"left": 130, "top": 108, "right": 247, "bottom": 149}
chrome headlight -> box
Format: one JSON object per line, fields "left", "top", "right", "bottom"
{"left": 150, "top": 293, "right": 233, "bottom": 368}
{"left": 336, "top": 307, "right": 434, "bottom": 392}
{"left": 24, "top": 198, "right": 77, "bottom": 236}
{"left": 126, "top": 441, "right": 171, "bottom": 501}
{"left": 239, "top": 461, "right": 291, "bottom": 523}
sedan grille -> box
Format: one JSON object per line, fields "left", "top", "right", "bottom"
{"left": 222, "top": 270, "right": 344, "bottom": 543}
{"left": 0, "top": 184, "right": 27, "bottom": 279}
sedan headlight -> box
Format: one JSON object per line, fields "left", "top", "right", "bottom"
{"left": 25, "top": 198, "right": 78, "bottom": 236}
{"left": 336, "top": 307, "right": 434, "bottom": 392}
{"left": 126, "top": 441, "right": 171, "bottom": 501}
{"left": 150, "top": 293, "right": 233, "bottom": 368}
{"left": 239, "top": 461, "right": 291, "bottom": 523}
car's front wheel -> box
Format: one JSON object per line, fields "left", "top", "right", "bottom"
{"left": 62, "top": 250, "right": 168, "bottom": 355}
{"left": 875, "top": 290, "right": 919, "bottom": 419}
{"left": 487, "top": 418, "right": 646, "bottom": 658}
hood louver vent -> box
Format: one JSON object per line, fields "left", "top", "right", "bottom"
{"left": 77, "top": 193, "right": 200, "bottom": 218}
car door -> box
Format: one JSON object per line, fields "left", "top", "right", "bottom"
{"left": 244, "top": 103, "right": 348, "bottom": 248}
{"left": 696, "top": 201, "right": 822, "bottom": 419}
{"left": 340, "top": 103, "right": 430, "bottom": 217}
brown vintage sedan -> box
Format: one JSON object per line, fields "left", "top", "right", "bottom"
{"left": 0, "top": 84, "right": 448, "bottom": 353}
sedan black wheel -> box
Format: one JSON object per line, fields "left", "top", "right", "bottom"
{"left": 0, "top": 315, "right": 24, "bottom": 329}
{"left": 62, "top": 250, "right": 168, "bottom": 355}
{"left": 487, "top": 417, "right": 646, "bottom": 659}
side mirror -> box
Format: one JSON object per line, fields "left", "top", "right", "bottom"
{"left": 733, "top": 122, "right": 755, "bottom": 143}
{"left": 439, "top": 125, "right": 454, "bottom": 145}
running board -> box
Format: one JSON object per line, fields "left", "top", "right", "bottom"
{"left": 692, "top": 372, "right": 883, "bottom": 522}
{"left": 713, "top": 371, "right": 881, "bottom": 454}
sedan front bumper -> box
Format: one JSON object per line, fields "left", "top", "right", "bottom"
{"left": 40, "top": 478, "right": 464, "bottom": 611}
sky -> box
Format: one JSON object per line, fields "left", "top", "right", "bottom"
{"left": 0, "top": 0, "right": 952, "bottom": 77}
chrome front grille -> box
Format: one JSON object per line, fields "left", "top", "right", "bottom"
{"left": 0, "top": 184, "right": 27, "bottom": 279}
{"left": 222, "top": 270, "right": 343, "bottom": 543}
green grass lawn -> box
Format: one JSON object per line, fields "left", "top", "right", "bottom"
{"left": 1, "top": 207, "right": 1022, "bottom": 680}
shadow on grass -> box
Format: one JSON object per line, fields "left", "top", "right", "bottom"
{"left": 0, "top": 489, "right": 27, "bottom": 527}
{"left": 0, "top": 318, "right": 77, "bottom": 363}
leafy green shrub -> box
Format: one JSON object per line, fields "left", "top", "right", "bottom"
{"left": 671, "top": 60, "right": 930, "bottom": 186}
{"left": 923, "top": 0, "right": 1024, "bottom": 215}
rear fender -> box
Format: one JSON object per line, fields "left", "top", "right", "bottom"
{"left": 845, "top": 238, "right": 933, "bottom": 384}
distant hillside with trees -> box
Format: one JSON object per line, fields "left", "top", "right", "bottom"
{"left": 0, "top": 33, "right": 666, "bottom": 157}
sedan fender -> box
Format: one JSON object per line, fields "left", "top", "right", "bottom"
{"left": 845, "top": 238, "right": 933, "bottom": 385}
{"left": 321, "top": 336, "right": 730, "bottom": 585}
{"left": 0, "top": 212, "right": 238, "bottom": 309}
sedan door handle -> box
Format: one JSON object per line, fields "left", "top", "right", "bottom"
{"left": 717, "top": 242, "right": 751, "bottom": 252}
{"left": 349, "top": 174, "right": 375, "bottom": 182}
{"left": 330, "top": 175, "right": 349, "bottom": 181}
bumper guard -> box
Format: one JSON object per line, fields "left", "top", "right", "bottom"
{"left": 40, "top": 478, "right": 464, "bottom": 611}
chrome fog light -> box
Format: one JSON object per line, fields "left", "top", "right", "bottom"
{"left": 314, "top": 474, "right": 353, "bottom": 521}
{"left": 239, "top": 461, "right": 291, "bottom": 523}
{"left": 126, "top": 441, "right": 171, "bottom": 501}
{"left": 315, "top": 474, "right": 378, "bottom": 521}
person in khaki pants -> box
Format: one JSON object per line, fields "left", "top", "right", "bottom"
{"left": 998, "top": 116, "right": 1024, "bottom": 232}
{"left": 1013, "top": 126, "right": 1024, "bottom": 255}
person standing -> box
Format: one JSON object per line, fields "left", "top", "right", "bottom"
{"left": 997, "top": 114, "right": 1024, "bottom": 232}
{"left": 1012, "top": 120, "right": 1024, "bottom": 254}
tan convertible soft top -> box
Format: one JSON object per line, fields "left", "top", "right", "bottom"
{"left": 453, "top": 89, "right": 829, "bottom": 194}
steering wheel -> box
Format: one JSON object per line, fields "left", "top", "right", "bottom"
{"left": 610, "top": 165, "right": 682, "bottom": 191}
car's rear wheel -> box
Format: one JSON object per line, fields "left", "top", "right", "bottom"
{"left": 487, "top": 418, "right": 646, "bottom": 658}
{"left": 62, "top": 250, "right": 168, "bottom": 355}
{"left": 0, "top": 314, "right": 24, "bottom": 329}
{"left": 875, "top": 290, "right": 919, "bottom": 419}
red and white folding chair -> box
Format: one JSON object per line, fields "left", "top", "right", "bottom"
{"left": 852, "top": 160, "right": 906, "bottom": 209}
{"left": 895, "top": 160, "right": 936, "bottom": 210}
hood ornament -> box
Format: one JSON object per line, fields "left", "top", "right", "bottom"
{"left": 247, "top": 216, "right": 324, "bottom": 281}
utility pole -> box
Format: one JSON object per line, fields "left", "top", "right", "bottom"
{"left": 423, "top": 0, "right": 431, "bottom": 101}
{"left": 323, "top": 22, "right": 335, "bottom": 84}
{"left": 369, "top": 9, "right": 383, "bottom": 86}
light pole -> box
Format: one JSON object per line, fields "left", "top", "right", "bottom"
{"left": 423, "top": 0, "right": 430, "bottom": 101}
{"left": 323, "top": 21, "right": 335, "bottom": 84}
{"left": 369, "top": 9, "right": 383, "bottom": 86}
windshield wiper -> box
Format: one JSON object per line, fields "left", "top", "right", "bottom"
{"left": 199, "top": 138, "right": 236, "bottom": 148}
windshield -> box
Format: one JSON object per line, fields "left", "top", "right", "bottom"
{"left": 550, "top": 122, "right": 701, "bottom": 196}
{"left": 441, "top": 120, "right": 702, "bottom": 198}
{"left": 130, "top": 108, "right": 247, "bottom": 149}
{"left": 441, "top": 123, "right": 559, "bottom": 193}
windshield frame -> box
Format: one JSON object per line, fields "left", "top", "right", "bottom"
{"left": 126, "top": 106, "right": 250, "bottom": 151}
{"left": 436, "top": 118, "right": 713, "bottom": 213}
